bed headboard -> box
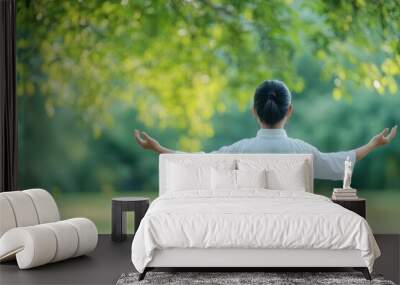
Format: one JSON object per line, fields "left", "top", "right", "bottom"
{"left": 159, "top": 154, "right": 314, "bottom": 195}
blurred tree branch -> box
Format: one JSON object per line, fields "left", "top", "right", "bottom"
{"left": 16, "top": 0, "right": 400, "bottom": 150}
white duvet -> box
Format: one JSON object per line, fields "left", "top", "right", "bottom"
{"left": 131, "top": 190, "right": 380, "bottom": 273}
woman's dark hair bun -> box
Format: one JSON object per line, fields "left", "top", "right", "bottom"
{"left": 254, "top": 80, "right": 291, "bottom": 126}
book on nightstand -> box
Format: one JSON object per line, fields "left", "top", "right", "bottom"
{"left": 332, "top": 188, "right": 358, "bottom": 200}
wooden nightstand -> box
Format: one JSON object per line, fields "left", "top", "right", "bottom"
{"left": 332, "top": 198, "right": 366, "bottom": 218}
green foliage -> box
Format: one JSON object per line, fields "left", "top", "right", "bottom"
{"left": 18, "top": 61, "right": 400, "bottom": 193}
{"left": 17, "top": 0, "right": 400, "bottom": 149}
{"left": 16, "top": 1, "right": 400, "bottom": 234}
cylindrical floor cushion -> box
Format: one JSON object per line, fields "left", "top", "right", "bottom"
{"left": 0, "top": 189, "right": 98, "bottom": 269}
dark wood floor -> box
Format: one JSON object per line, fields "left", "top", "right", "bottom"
{"left": 0, "top": 234, "right": 399, "bottom": 285}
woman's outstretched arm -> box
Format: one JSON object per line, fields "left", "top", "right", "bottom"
{"left": 293, "top": 125, "right": 397, "bottom": 180}
{"left": 133, "top": 130, "right": 176, "bottom": 154}
{"left": 355, "top": 125, "right": 397, "bottom": 161}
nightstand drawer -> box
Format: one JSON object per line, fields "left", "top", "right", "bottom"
{"left": 332, "top": 198, "right": 366, "bottom": 218}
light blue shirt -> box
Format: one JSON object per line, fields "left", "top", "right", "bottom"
{"left": 212, "top": 128, "right": 356, "bottom": 181}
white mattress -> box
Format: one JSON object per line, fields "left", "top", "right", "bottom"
{"left": 131, "top": 190, "right": 380, "bottom": 273}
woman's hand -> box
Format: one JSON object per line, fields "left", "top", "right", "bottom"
{"left": 133, "top": 129, "right": 175, "bottom": 154}
{"left": 356, "top": 125, "right": 397, "bottom": 160}
{"left": 134, "top": 130, "right": 161, "bottom": 152}
{"left": 369, "top": 125, "right": 397, "bottom": 148}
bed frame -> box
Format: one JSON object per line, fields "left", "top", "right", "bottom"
{"left": 139, "top": 154, "right": 372, "bottom": 281}
{"left": 140, "top": 248, "right": 370, "bottom": 280}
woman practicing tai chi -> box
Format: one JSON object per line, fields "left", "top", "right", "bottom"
{"left": 134, "top": 80, "right": 397, "bottom": 180}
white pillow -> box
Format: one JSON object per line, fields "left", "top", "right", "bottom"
{"left": 237, "top": 159, "right": 308, "bottom": 191}
{"left": 237, "top": 169, "right": 268, "bottom": 188}
{"left": 212, "top": 169, "right": 268, "bottom": 190}
{"left": 167, "top": 163, "right": 212, "bottom": 191}
{"left": 266, "top": 167, "right": 306, "bottom": 191}
{"left": 212, "top": 169, "right": 236, "bottom": 190}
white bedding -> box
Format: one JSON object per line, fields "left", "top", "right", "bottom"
{"left": 131, "top": 190, "right": 380, "bottom": 273}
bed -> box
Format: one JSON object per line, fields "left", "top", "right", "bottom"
{"left": 131, "top": 154, "right": 380, "bottom": 280}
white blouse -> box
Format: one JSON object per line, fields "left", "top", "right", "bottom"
{"left": 212, "top": 128, "right": 356, "bottom": 181}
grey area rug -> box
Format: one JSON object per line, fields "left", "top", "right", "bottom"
{"left": 116, "top": 272, "right": 396, "bottom": 285}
